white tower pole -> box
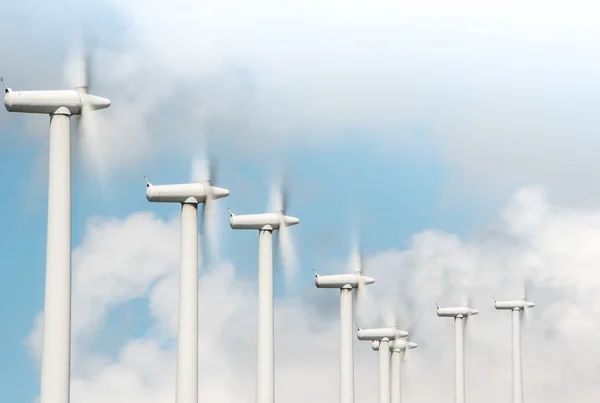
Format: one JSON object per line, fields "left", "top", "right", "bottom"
{"left": 340, "top": 285, "right": 354, "bottom": 403}
{"left": 379, "top": 337, "right": 391, "bottom": 403}
{"left": 40, "top": 107, "right": 72, "bottom": 403}
{"left": 390, "top": 348, "right": 402, "bottom": 403}
{"left": 512, "top": 308, "right": 523, "bottom": 403}
{"left": 454, "top": 315, "right": 465, "bottom": 403}
{"left": 257, "top": 227, "right": 274, "bottom": 403}
{"left": 176, "top": 202, "right": 199, "bottom": 403}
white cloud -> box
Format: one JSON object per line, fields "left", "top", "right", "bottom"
{"left": 3, "top": 1, "right": 600, "bottom": 203}
{"left": 26, "top": 185, "right": 600, "bottom": 402}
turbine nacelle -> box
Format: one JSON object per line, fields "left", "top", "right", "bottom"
{"left": 146, "top": 182, "right": 230, "bottom": 204}
{"left": 375, "top": 338, "right": 418, "bottom": 352}
{"left": 494, "top": 299, "right": 535, "bottom": 310}
{"left": 357, "top": 327, "right": 408, "bottom": 341}
{"left": 436, "top": 306, "right": 479, "bottom": 318}
{"left": 229, "top": 212, "right": 299, "bottom": 230}
{"left": 314, "top": 273, "right": 375, "bottom": 289}
{"left": 4, "top": 89, "right": 110, "bottom": 115}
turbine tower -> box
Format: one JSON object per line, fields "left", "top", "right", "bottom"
{"left": 494, "top": 294, "right": 535, "bottom": 403}
{"left": 357, "top": 326, "right": 409, "bottom": 403}
{"left": 436, "top": 304, "right": 478, "bottom": 403}
{"left": 145, "top": 162, "right": 230, "bottom": 403}
{"left": 314, "top": 245, "right": 375, "bottom": 403}
{"left": 372, "top": 337, "right": 418, "bottom": 403}
{"left": 229, "top": 185, "right": 299, "bottom": 403}
{"left": 3, "top": 52, "right": 110, "bottom": 403}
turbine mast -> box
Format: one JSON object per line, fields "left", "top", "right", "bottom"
{"left": 454, "top": 315, "right": 465, "bottom": 403}
{"left": 177, "top": 201, "right": 199, "bottom": 403}
{"left": 40, "top": 106, "right": 72, "bottom": 403}
{"left": 390, "top": 345, "right": 402, "bottom": 403}
{"left": 340, "top": 285, "right": 354, "bottom": 403}
{"left": 513, "top": 308, "right": 523, "bottom": 403}
{"left": 257, "top": 226, "right": 275, "bottom": 403}
{"left": 378, "top": 337, "right": 391, "bottom": 403}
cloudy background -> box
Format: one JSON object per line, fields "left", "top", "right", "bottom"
{"left": 1, "top": 1, "right": 600, "bottom": 402}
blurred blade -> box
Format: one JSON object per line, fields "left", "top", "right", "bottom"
{"left": 203, "top": 189, "right": 218, "bottom": 265}
{"left": 383, "top": 309, "right": 398, "bottom": 329}
{"left": 190, "top": 154, "right": 222, "bottom": 265}
{"left": 191, "top": 155, "right": 212, "bottom": 184}
{"left": 523, "top": 277, "right": 532, "bottom": 301}
{"left": 269, "top": 180, "right": 286, "bottom": 213}
{"left": 77, "top": 100, "right": 110, "bottom": 197}
{"left": 278, "top": 216, "right": 299, "bottom": 290}
{"left": 348, "top": 234, "right": 363, "bottom": 274}
{"left": 402, "top": 348, "right": 409, "bottom": 362}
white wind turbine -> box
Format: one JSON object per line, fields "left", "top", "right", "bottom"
{"left": 371, "top": 336, "right": 418, "bottom": 403}
{"left": 229, "top": 181, "right": 299, "bottom": 403}
{"left": 357, "top": 326, "right": 409, "bottom": 403}
{"left": 145, "top": 159, "right": 230, "bottom": 403}
{"left": 494, "top": 286, "right": 535, "bottom": 403}
{"left": 436, "top": 302, "right": 479, "bottom": 403}
{"left": 3, "top": 47, "right": 110, "bottom": 403}
{"left": 314, "top": 242, "right": 375, "bottom": 403}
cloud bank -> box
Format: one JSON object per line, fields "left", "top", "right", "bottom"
{"left": 26, "top": 186, "right": 600, "bottom": 403}
{"left": 2, "top": 1, "right": 600, "bottom": 203}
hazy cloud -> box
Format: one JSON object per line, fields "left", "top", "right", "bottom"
{"left": 26, "top": 186, "right": 600, "bottom": 402}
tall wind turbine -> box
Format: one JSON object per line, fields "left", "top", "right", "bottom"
{"left": 145, "top": 160, "right": 230, "bottom": 403}
{"left": 371, "top": 337, "right": 418, "bottom": 403}
{"left": 436, "top": 303, "right": 479, "bottom": 403}
{"left": 314, "top": 244, "right": 375, "bottom": 403}
{"left": 494, "top": 292, "right": 535, "bottom": 403}
{"left": 3, "top": 51, "right": 110, "bottom": 403}
{"left": 229, "top": 183, "right": 299, "bottom": 403}
{"left": 357, "top": 326, "right": 409, "bottom": 403}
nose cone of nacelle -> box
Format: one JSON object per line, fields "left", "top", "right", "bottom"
{"left": 526, "top": 301, "right": 535, "bottom": 308}
{"left": 394, "top": 329, "right": 409, "bottom": 338}
{"left": 469, "top": 309, "right": 479, "bottom": 316}
{"left": 87, "top": 94, "right": 111, "bottom": 111}
{"left": 360, "top": 275, "right": 375, "bottom": 286}
{"left": 407, "top": 341, "right": 418, "bottom": 349}
{"left": 283, "top": 215, "right": 299, "bottom": 226}
{"left": 4, "top": 91, "right": 13, "bottom": 111}
{"left": 211, "top": 186, "right": 230, "bottom": 199}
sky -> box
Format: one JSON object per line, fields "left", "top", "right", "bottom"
{"left": 1, "top": 1, "right": 600, "bottom": 402}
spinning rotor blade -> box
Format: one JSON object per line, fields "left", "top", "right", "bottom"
{"left": 269, "top": 177, "right": 298, "bottom": 288}
{"left": 69, "top": 38, "right": 111, "bottom": 196}
{"left": 191, "top": 154, "right": 221, "bottom": 266}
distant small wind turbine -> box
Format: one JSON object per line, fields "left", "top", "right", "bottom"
{"left": 436, "top": 302, "right": 479, "bottom": 403}
{"left": 357, "top": 326, "right": 409, "bottom": 403}
{"left": 372, "top": 337, "right": 418, "bottom": 403}
{"left": 145, "top": 159, "right": 229, "bottom": 403}
{"left": 229, "top": 181, "right": 299, "bottom": 403}
{"left": 314, "top": 241, "right": 375, "bottom": 403}
{"left": 494, "top": 286, "right": 535, "bottom": 403}
{"left": 3, "top": 43, "right": 110, "bottom": 403}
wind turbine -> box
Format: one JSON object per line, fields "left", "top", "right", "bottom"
{"left": 494, "top": 289, "right": 535, "bottom": 403}
{"left": 357, "top": 326, "right": 409, "bottom": 403}
{"left": 229, "top": 182, "right": 299, "bottom": 403}
{"left": 3, "top": 48, "right": 110, "bottom": 403}
{"left": 145, "top": 160, "right": 230, "bottom": 403}
{"left": 436, "top": 303, "right": 479, "bottom": 403}
{"left": 371, "top": 337, "right": 418, "bottom": 403}
{"left": 314, "top": 243, "right": 375, "bottom": 403}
